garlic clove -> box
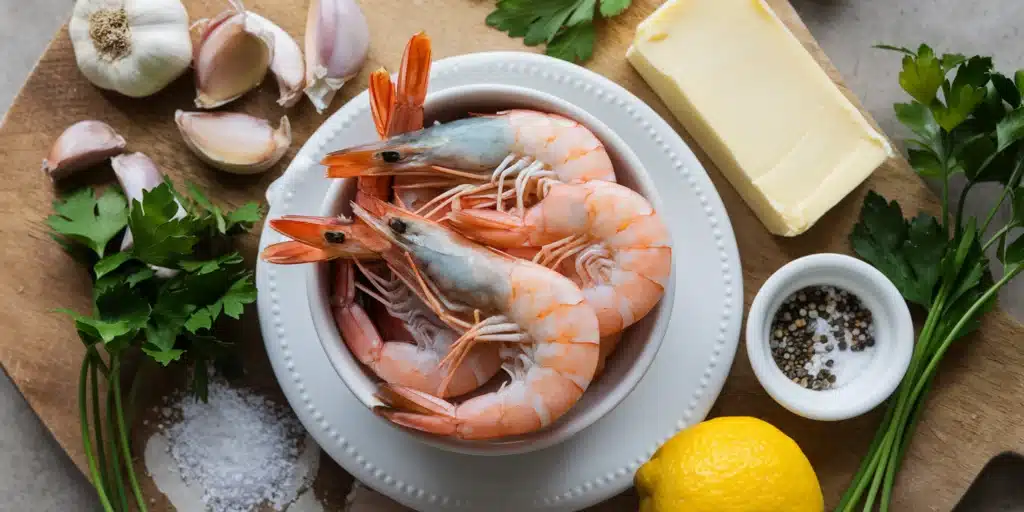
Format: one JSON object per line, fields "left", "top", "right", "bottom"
{"left": 304, "top": 0, "right": 370, "bottom": 114}
{"left": 193, "top": 2, "right": 274, "bottom": 109}
{"left": 245, "top": 12, "right": 305, "bottom": 108}
{"left": 111, "top": 152, "right": 184, "bottom": 279}
{"left": 175, "top": 110, "right": 291, "bottom": 175}
{"left": 42, "top": 120, "right": 127, "bottom": 180}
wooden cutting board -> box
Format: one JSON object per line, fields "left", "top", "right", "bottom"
{"left": 2, "top": 0, "right": 1023, "bottom": 510}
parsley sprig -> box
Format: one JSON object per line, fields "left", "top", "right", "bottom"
{"left": 840, "top": 44, "right": 1024, "bottom": 510}
{"left": 486, "top": 0, "right": 631, "bottom": 63}
{"left": 48, "top": 180, "right": 262, "bottom": 512}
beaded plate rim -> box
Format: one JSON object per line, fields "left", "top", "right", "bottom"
{"left": 257, "top": 51, "right": 743, "bottom": 511}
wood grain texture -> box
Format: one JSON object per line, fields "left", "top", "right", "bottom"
{"left": 0, "top": 0, "right": 1021, "bottom": 510}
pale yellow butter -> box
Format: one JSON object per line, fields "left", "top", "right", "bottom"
{"left": 626, "top": 0, "right": 893, "bottom": 236}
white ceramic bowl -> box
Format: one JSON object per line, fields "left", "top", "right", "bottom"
{"left": 746, "top": 253, "right": 913, "bottom": 421}
{"left": 306, "top": 84, "right": 674, "bottom": 455}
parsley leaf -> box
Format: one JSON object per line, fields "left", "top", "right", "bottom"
{"left": 991, "top": 73, "right": 1021, "bottom": 108}
{"left": 220, "top": 276, "right": 257, "bottom": 319}
{"left": 180, "top": 253, "right": 245, "bottom": 275}
{"left": 487, "top": 0, "right": 631, "bottom": 63}
{"left": 897, "top": 45, "right": 945, "bottom": 105}
{"left": 546, "top": 23, "right": 596, "bottom": 63}
{"left": 598, "top": 0, "right": 630, "bottom": 17}
{"left": 894, "top": 102, "right": 940, "bottom": 142}
{"left": 94, "top": 252, "right": 133, "bottom": 279}
{"left": 849, "top": 191, "right": 946, "bottom": 308}
{"left": 47, "top": 188, "right": 128, "bottom": 258}
{"left": 128, "top": 183, "right": 198, "bottom": 267}
{"left": 225, "top": 202, "right": 264, "bottom": 234}
{"left": 996, "top": 107, "right": 1024, "bottom": 151}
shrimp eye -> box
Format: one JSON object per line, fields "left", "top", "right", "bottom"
{"left": 324, "top": 231, "right": 346, "bottom": 244}
{"left": 388, "top": 218, "right": 407, "bottom": 234}
{"left": 380, "top": 150, "right": 402, "bottom": 163}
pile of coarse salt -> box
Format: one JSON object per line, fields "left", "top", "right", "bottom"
{"left": 157, "top": 377, "right": 315, "bottom": 512}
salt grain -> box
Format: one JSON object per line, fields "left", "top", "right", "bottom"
{"left": 161, "top": 378, "right": 310, "bottom": 512}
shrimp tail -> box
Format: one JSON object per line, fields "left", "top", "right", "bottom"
{"left": 369, "top": 68, "right": 395, "bottom": 137}
{"left": 388, "top": 32, "right": 431, "bottom": 135}
{"left": 444, "top": 209, "right": 536, "bottom": 248}
{"left": 374, "top": 384, "right": 459, "bottom": 435}
{"left": 260, "top": 241, "right": 336, "bottom": 264}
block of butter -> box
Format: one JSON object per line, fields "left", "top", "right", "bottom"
{"left": 626, "top": 0, "right": 894, "bottom": 236}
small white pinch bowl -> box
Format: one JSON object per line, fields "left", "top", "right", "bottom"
{"left": 746, "top": 253, "right": 913, "bottom": 421}
{"left": 308, "top": 83, "right": 673, "bottom": 455}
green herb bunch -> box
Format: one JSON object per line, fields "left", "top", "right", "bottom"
{"left": 840, "top": 44, "right": 1024, "bottom": 510}
{"left": 486, "top": 0, "right": 631, "bottom": 63}
{"left": 47, "top": 180, "right": 262, "bottom": 512}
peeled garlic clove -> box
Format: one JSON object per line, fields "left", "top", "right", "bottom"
{"left": 175, "top": 110, "right": 291, "bottom": 174}
{"left": 42, "top": 120, "right": 127, "bottom": 180}
{"left": 304, "top": 0, "right": 370, "bottom": 114}
{"left": 193, "top": 1, "right": 274, "bottom": 109}
{"left": 111, "top": 152, "right": 184, "bottom": 279}
{"left": 245, "top": 12, "right": 305, "bottom": 108}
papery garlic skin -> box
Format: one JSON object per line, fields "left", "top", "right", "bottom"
{"left": 245, "top": 12, "right": 305, "bottom": 108}
{"left": 175, "top": 110, "right": 291, "bottom": 175}
{"left": 304, "top": 0, "right": 370, "bottom": 114}
{"left": 193, "top": 2, "right": 274, "bottom": 109}
{"left": 42, "top": 120, "right": 127, "bottom": 180}
{"left": 112, "top": 152, "right": 185, "bottom": 279}
{"left": 69, "top": 0, "right": 192, "bottom": 98}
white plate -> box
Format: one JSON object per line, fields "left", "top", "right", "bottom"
{"left": 257, "top": 52, "right": 743, "bottom": 512}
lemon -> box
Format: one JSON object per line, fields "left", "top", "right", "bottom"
{"left": 635, "top": 416, "right": 823, "bottom": 512}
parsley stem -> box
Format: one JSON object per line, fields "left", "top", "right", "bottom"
{"left": 940, "top": 133, "right": 951, "bottom": 231}
{"left": 980, "top": 158, "right": 1024, "bottom": 235}
{"left": 982, "top": 222, "right": 1016, "bottom": 252}
{"left": 88, "top": 351, "right": 111, "bottom": 504}
{"left": 842, "top": 284, "right": 950, "bottom": 511}
{"left": 836, "top": 399, "right": 896, "bottom": 510}
{"left": 882, "top": 369, "right": 933, "bottom": 508}
{"left": 838, "top": 438, "right": 886, "bottom": 511}
{"left": 908, "top": 269, "right": 1019, "bottom": 410}
{"left": 79, "top": 355, "right": 114, "bottom": 512}
{"left": 955, "top": 181, "right": 974, "bottom": 235}
{"left": 112, "top": 358, "right": 148, "bottom": 512}
{"left": 106, "top": 380, "right": 129, "bottom": 512}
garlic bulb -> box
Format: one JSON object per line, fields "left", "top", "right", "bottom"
{"left": 175, "top": 110, "right": 291, "bottom": 175}
{"left": 69, "top": 0, "right": 192, "bottom": 98}
{"left": 304, "top": 0, "right": 370, "bottom": 114}
{"left": 193, "top": 1, "right": 274, "bottom": 109}
{"left": 245, "top": 12, "right": 305, "bottom": 108}
{"left": 42, "top": 120, "right": 126, "bottom": 180}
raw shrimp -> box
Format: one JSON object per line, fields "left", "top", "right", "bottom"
{"left": 262, "top": 216, "right": 502, "bottom": 398}
{"left": 268, "top": 198, "right": 602, "bottom": 439}
{"left": 321, "top": 110, "right": 616, "bottom": 191}
{"left": 445, "top": 179, "right": 672, "bottom": 337}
